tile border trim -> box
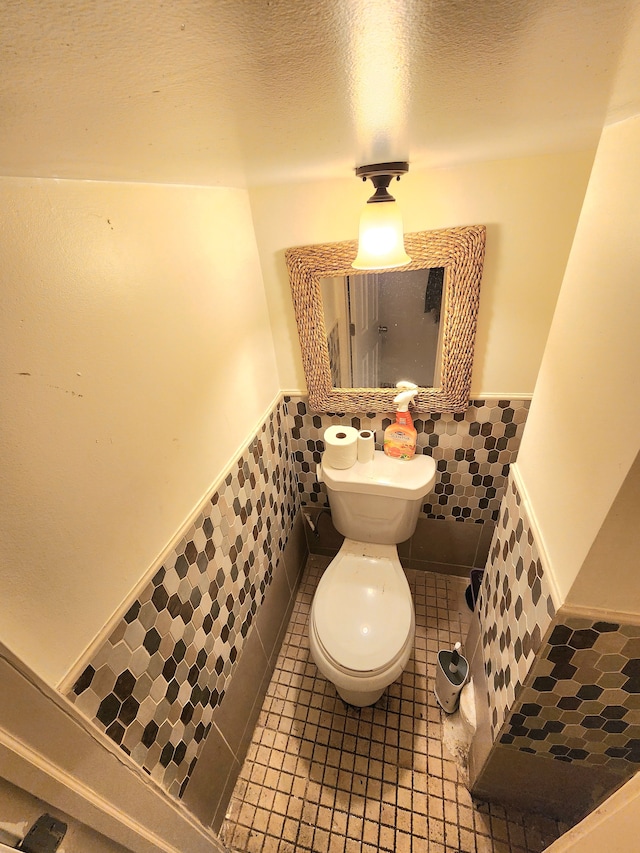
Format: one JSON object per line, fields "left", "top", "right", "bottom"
{"left": 510, "top": 461, "right": 562, "bottom": 612}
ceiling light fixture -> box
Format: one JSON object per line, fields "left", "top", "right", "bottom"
{"left": 352, "top": 161, "right": 411, "bottom": 270}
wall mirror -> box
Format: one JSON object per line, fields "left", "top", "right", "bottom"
{"left": 285, "top": 225, "right": 486, "bottom": 412}
{"left": 319, "top": 266, "right": 446, "bottom": 390}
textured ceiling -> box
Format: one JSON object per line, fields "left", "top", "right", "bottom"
{"left": 1, "top": 0, "right": 639, "bottom": 187}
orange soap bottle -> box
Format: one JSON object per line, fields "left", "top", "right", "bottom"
{"left": 383, "top": 381, "right": 418, "bottom": 460}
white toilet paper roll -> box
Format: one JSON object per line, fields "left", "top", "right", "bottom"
{"left": 323, "top": 425, "right": 358, "bottom": 469}
{"left": 357, "top": 429, "right": 375, "bottom": 463}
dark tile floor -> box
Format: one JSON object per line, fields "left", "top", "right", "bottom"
{"left": 221, "top": 557, "right": 568, "bottom": 852}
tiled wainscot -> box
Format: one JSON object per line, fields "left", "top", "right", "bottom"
{"left": 288, "top": 396, "right": 530, "bottom": 577}
{"left": 66, "top": 398, "right": 308, "bottom": 830}
{"left": 467, "top": 471, "right": 640, "bottom": 822}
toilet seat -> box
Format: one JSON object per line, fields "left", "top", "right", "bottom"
{"left": 312, "top": 613, "right": 412, "bottom": 678}
{"left": 312, "top": 540, "right": 413, "bottom": 674}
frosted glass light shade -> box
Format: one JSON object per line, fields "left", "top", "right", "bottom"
{"left": 352, "top": 200, "right": 411, "bottom": 270}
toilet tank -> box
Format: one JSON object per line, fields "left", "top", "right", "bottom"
{"left": 319, "top": 451, "right": 436, "bottom": 545}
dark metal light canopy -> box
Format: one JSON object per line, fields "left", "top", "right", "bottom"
{"left": 353, "top": 162, "right": 411, "bottom": 269}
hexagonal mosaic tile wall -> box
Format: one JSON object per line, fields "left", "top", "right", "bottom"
{"left": 67, "top": 398, "right": 299, "bottom": 799}
{"left": 475, "top": 469, "right": 640, "bottom": 780}
{"left": 477, "top": 475, "right": 557, "bottom": 738}
{"left": 288, "top": 395, "right": 530, "bottom": 523}
{"left": 500, "top": 615, "right": 640, "bottom": 768}
{"left": 62, "top": 393, "right": 537, "bottom": 806}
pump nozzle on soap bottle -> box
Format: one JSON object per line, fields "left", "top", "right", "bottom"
{"left": 383, "top": 380, "right": 418, "bottom": 459}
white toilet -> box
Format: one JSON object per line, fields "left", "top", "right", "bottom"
{"left": 310, "top": 450, "right": 436, "bottom": 706}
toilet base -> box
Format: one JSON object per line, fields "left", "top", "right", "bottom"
{"left": 336, "top": 685, "right": 385, "bottom": 707}
{"left": 459, "top": 680, "right": 477, "bottom": 736}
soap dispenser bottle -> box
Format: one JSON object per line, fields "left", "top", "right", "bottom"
{"left": 383, "top": 380, "right": 418, "bottom": 460}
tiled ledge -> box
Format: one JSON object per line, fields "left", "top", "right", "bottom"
{"left": 468, "top": 470, "right": 640, "bottom": 823}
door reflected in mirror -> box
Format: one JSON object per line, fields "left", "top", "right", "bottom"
{"left": 320, "top": 268, "right": 445, "bottom": 389}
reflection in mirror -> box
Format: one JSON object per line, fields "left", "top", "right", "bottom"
{"left": 285, "top": 226, "right": 486, "bottom": 413}
{"left": 320, "top": 268, "right": 445, "bottom": 389}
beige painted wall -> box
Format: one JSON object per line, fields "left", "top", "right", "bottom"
{"left": 0, "top": 178, "right": 279, "bottom": 687}
{"left": 544, "top": 771, "right": 640, "bottom": 852}
{"left": 250, "top": 149, "right": 595, "bottom": 397}
{"left": 515, "top": 114, "right": 640, "bottom": 606}
{"left": 566, "top": 452, "right": 640, "bottom": 613}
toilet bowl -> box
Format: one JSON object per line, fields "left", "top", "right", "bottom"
{"left": 309, "top": 539, "right": 415, "bottom": 706}
{"left": 311, "top": 450, "right": 436, "bottom": 706}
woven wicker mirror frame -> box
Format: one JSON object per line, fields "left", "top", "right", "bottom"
{"left": 285, "top": 225, "right": 486, "bottom": 413}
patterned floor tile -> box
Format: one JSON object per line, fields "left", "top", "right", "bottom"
{"left": 221, "top": 557, "right": 568, "bottom": 852}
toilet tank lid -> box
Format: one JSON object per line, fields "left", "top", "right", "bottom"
{"left": 319, "top": 450, "right": 436, "bottom": 500}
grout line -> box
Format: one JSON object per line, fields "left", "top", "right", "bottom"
{"left": 219, "top": 558, "right": 569, "bottom": 853}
